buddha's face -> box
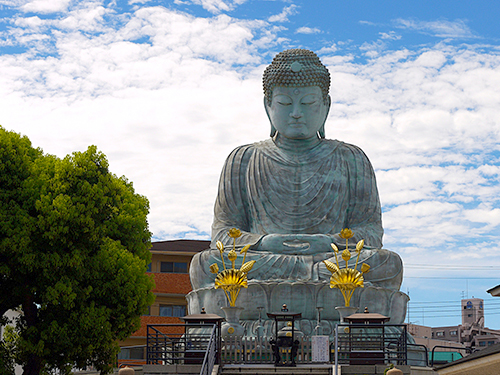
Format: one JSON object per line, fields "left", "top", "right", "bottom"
{"left": 266, "top": 86, "right": 330, "bottom": 140}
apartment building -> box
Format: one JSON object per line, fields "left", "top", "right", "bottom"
{"left": 118, "top": 239, "right": 208, "bottom": 364}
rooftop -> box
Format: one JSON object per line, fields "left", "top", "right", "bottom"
{"left": 150, "top": 239, "right": 209, "bottom": 255}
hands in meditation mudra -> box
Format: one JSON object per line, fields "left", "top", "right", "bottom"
{"left": 187, "top": 49, "right": 408, "bottom": 337}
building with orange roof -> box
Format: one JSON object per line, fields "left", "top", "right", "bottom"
{"left": 117, "top": 239, "right": 208, "bottom": 366}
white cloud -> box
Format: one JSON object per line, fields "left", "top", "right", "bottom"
{"left": 317, "top": 43, "right": 337, "bottom": 55}
{"left": 295, "top": 26, "right": 320, "bottom": 34}
{"left": 181, "top": 0, "right": 248, "bottom": 14}
{"left": 268, "top": 4, "right": 298, "bottom": 23}
{"left": 21, "top": 0, "right": 71, "bottom": 13}
{"left": 394, "top": 18, "right": 476, "bottom": 39}
{"left": 359, "top": 39, "right": 387, "bottom": 57}
{"left": 1, "top": 0, "right": 500, "bottom": 284}
{"left": 379, "top": 31, "right": 401, "bottom": 40}
{"left": 0, "top": 3, "right": 282, "bottom": 240}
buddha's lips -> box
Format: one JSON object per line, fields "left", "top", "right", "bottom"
{"left": 289, "top": 122, "right": 306, "bottom": 127}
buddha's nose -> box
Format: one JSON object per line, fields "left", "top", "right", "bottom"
{"left": 290, "top": 106, "right": 302, "bottom": 119}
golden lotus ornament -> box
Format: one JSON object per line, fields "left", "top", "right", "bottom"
{"left": 210, "top": 228, "right": 255, "bottom": 307}
{"left": 330, "top": 268, "right": 364, "bottom": 290}
{"left": 323, "top": 228, "right": 370, "bottom": 307}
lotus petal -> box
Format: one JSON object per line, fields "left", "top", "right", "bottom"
{"left": 216, "top": 241, "right": 224, "bottom": 253}
{"left": 209, "top": 263, "right": 219, "bottom": 274}
{"left": 228, "top": 228, "right": 242, "bottom": 238}
{"left": 356, "top": 239, "right": 364, "bottom": 252}
{"left": 228, "top": 249, "right": 237, "bottom": 262}
{"left": 240, "top": 260, "right": 256, "bottom": 273}
{"left": 240, "top": 244, "right": 251, "bottom": 254}
{"left": 339, "top": 228, "right": 354, "bottom": 239}
{"left": 331, "top": 243, "right": 339, "bottom": 253}
{"left": 361, "top": 263, "right": 370, "bottom": 274}
{"left": 341, "top": 249, "right": 351, "bottom": 262}
{"left": 214, "top": 269, "right": 248, "bottom": 289}
{"left": 329, "top": 268, "right": 364, "bottom": 291}
{"left": 323, "top": 260, "right": 340, "bottom": 274}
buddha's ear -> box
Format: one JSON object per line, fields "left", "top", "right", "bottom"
{"left": 318, "top": 95, "right": 331, "bottom": 139}
{"left": 264, "top": 97, "right": 277, "bottom": 137}
{"left": 318, "top": 126, "right": 325, "bottom": 139}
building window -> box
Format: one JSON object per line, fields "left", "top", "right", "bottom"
{"left": 118, "top": 347, "right": 145, "bottom": 360}
{"left": 467, "top": 314, "right": 472, "bottom": 317}
{"left": 146, "top": 263, "right": 152, "bottom": 272}
{"left": 159, "top": 304, "right": 186, "bottom": 317}
{"left": 160, "top": 261, "right": 188, "bottom": 273}
{"left": 450, "top": 330, "right": 457, "bottom": 336}
{"left": 488, "top": 341, "right": 496, "bottom": 346}
{"left": 436, "top": 331, "right": 444, "bottom": 337}
{"left": 479, "top": 341, "right": 486, "bottom": 347}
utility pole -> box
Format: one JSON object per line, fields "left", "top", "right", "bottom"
{"left": 407, "top": 288, "right": 410, "bottom": 324}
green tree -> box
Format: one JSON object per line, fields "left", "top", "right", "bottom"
{"left": 0, "top": 127, "right": 155, "bottom": 375}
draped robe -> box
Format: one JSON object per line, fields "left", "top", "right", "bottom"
{"left": 190, "top": 138, "right": 403, "bottom": 291}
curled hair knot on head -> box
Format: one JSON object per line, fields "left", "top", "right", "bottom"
{"left": 262, "top": 49, "right": 331, "bottom": 105}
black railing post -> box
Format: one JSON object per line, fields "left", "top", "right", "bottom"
{"left": 430, "top": 345, "right": 470, "bottom": 367}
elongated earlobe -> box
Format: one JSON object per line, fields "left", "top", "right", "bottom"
{"left": 318, "top": 125, "right": 325, "bottom": 139}
{"left": 318, "top": 95, "right": 330, "bottom": 139}
{"left": 265, "top": 97, "right": 277, "bottom": 138}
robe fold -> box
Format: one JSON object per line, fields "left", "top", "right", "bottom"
{"left": 190, "top": 138, "right": 403, "bottom": 291}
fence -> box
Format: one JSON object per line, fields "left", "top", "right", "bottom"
{"left": 200, "top": 325, "right": 219, "bottom": 375}
{"left": 221, "top": 336, "right": 316, "bottom": 364}
{"left": 430, "top": 345, "right": 472, "bottom": 367}
{"left": 146, "top": 323, "right": 218, "bottom": 365}
{"left": 334, "top": 323, "right": 408, "bottom": 368}
{"left": 146, "top": 322, "right": 411, "bottom": 368}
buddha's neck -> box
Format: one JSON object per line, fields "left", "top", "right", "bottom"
{"left": 274, "top": 134, "right": 321, "bottom": 153}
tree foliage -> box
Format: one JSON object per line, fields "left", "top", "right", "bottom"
{"left": 0, "top": 127, "right": 154, "bottom": 374}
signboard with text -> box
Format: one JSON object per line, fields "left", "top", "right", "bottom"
{"left": 311, "top": 335, "right": 329, "bottom": 362}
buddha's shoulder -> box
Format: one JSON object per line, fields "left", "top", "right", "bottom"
{"left": 227, "top": 139, "right": 274, "bottom": 156}
{"left": 226, "top": 139, "right": 370, "bottom": 161}
{"left": 330, "top": 139, "right": 368, "bottom": 156}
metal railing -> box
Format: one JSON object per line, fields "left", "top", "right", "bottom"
{"left": 221, "top": 336, "right": 313, "bottom": 364}
{"left": 200, "top": 324, "right": 219, "bottom": 375}
{"left": 147, "top": 323, "right": 217, "bottom": 365}
{"left": 146, "top": 322, "right": 414, "bottom": 371}
{"left": 430, "top": 345, "right": 471, "bottom": 367}
{"left": 334, "top": 323, "right": 408, "bottom": 375}
{"left": 406, "top": 343, "right": 429, "bottom": 367}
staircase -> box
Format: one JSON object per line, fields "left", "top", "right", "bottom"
{"left": 220, "top": 364, "right": 332, "bottom": 375}
{"left": 218, "top": 363, "right": 437, "bottom": 375}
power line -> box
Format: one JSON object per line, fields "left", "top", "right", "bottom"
{"left": 409, "top": 297, "right": 500, "bottom": 305}
{"left": 408, "top": 298, "right": 500, "bottom": 308}
{"left": 405, "top": 276, "right": 499, "bottom": 279}
{"left": 406, "top": 264, "right": 500, "bottom": 270}
{"left": 406, "top": 308, "right": 500, "bottom": 314}
{"left": 406, "top": 309, "right": 500, "bottom": 318}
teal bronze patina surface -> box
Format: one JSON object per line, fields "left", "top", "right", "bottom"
{"left": 187, "top": 49, "right": 408, "bottom": 336}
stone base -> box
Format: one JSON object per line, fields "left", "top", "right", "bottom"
{"left": 186, "top": 280, "right": 408, "bottom": 337}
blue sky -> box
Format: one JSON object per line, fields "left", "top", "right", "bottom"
{"left": 1, "top": 0, "right": 500, "bottom": 328}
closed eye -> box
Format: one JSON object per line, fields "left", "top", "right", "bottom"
{"left": 301, "top": 94, "right": 318, "bottom": 105}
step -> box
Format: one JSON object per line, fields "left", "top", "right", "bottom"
{"left": 221, "top": 364, "right": 332, "bottom": 375}
{"left": 220, "top": 364, "right": 435, "bottom": 375}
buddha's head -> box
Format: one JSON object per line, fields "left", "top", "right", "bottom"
{"left": 263, "top": 49, "right": 331, "bottom": 139}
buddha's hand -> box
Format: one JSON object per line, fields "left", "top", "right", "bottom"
{"left": 256, "top": 234, "right": 334, "bottom": 255}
